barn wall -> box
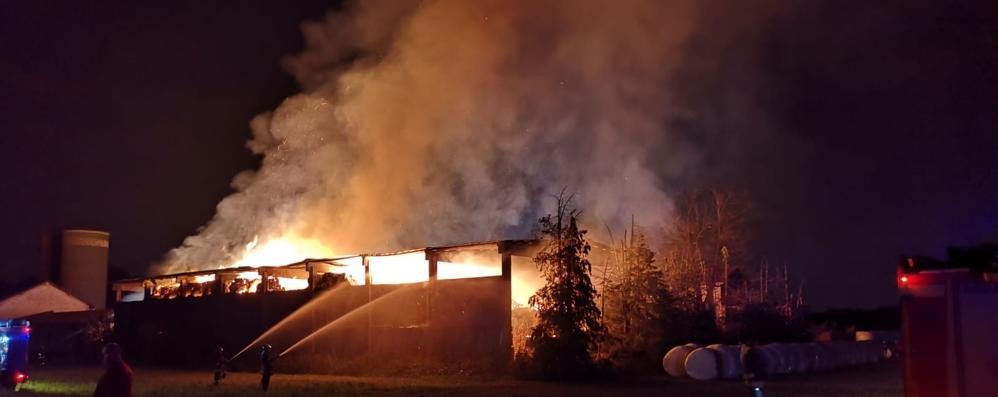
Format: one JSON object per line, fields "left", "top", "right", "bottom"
{"left": 113, "top": 276, "right": 511, "bottom": 372}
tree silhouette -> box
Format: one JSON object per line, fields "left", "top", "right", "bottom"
{"left": 527, "top": 193, "right": 604, "bottom": 380}
{"left": 603, "top": 230, "right": 675, "bottom": 372}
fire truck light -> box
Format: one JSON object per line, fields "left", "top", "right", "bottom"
{"left": 14, "top": 371, "right": 26, "bottom": 383}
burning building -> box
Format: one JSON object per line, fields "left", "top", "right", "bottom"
{"left": 111, "top": 240, "right": 547, "bottom": 370}
{"left": 111, "top": 0, "right": 688, "bottom": 371}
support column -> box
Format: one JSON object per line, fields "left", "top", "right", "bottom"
{"left": 211, "top": 273, "right": 222, "bottom": 296}
{"left": 258, "top": 270, "right": 270, "bottom": 294}
{"left": 500, "top": 251, "right": 513, "bottom": 363}
{"left": 363, "top": 256, "right": 372, "bottom": 354}
{"left": 428, "top": 255, "right": 438, "bottom": 282}
{"left": 306, "top": 262, "right": 315, "bottom": 293}
{"left": 305, "top": 262, "right": 317, "bottom": 354}
{"left": 426, "top": 251, "right": 438, "bottom": 359}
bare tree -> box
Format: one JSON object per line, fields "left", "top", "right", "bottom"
{"left": 660, "top": 188, "right": 749, "bottom": 316}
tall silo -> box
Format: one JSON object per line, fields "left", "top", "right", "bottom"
{"left": 60, "top": 229, "right": 110, "bottom": 309}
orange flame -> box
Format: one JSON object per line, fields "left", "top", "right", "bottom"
{"left": 231, "top": 234, "right": 336, "bottom": 268}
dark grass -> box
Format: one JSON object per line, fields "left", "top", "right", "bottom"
{"left": 5, "top": 362, "right": 901, "bottom": 397}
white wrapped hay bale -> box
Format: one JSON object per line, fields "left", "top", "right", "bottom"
{"left": 779, "top": 344, "right": 802, "bottom": 373}
{"left": 868, "top": 342, "right": 883, "bottom": 363}
{"left": 766, "top": 344, "right": 787, "bottom": 374}
{"left": 821, "top": 342, "right": 835, "bottom": 369}
{"left": 708, "top": 344, "right": 743, "bottom": 379}
{"left": 662, "top": 344, "right": 699, "bottom": 377}
{"left": 792, "top": 344, "right": 810, "bottom": 373}
{"left": 683, "top": 347, "right": 719, "bottom": 381}
{"left": 801, "top": 343, "right": 822, "bottom": 372}
{"left": 758, "top": 344, "right": 784, "bottom": 375}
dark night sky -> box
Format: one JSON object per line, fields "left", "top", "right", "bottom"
{"left": 1, "top": 1, "right": 996, "bottom": 309}
{"left": 1, "top": 0, "right": 336, "bottom": 281}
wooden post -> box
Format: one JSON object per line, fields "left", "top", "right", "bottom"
{"left": 306, "top": 262, "right": 315, "bottom": 293}
{"left": 428, "top": 255, "right": 438, "bottom": 281}
{"left": 426, "top": 251, "right": 438, "bottom": 359}
{"left": 258, "top": 270, "right": 269, "bottom": 294}
{"left": 306, "top": 262, "right": 316, "bottom": 354}
{"left": 500, "top": 249, "right": 513, "bottom": 363}
{"left": 363, "top": 256, "right": 372, "bottom": 354}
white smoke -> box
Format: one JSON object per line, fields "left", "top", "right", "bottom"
{"left": 158, "top": 0, "right": 700, "bottom": 274}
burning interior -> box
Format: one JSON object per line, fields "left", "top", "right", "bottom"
{"left": 112, "top": 240, "right": 546, "bottom": 370}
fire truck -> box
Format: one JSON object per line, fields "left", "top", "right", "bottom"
{"left": 898, "top": 244, "right": 998, "bottom": 397}
{"left": 0, "top": 319, "right": 30, "bottom": 391}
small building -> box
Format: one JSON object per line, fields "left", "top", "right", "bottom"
{"left": 0, "top": 282, "right": 91, "bottom": 319}
{"left": 0, "top": 282, "right": 109, "bottom": 365}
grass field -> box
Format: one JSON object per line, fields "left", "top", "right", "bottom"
{"left": 7, "top": 363, "right": 902, "bottom": 397}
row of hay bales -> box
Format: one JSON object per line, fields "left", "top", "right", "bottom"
{"left": 662, "top": 341, "right": 883, "bottom": 380}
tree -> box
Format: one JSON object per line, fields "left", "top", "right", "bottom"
{"left": 526, "top": 193, "right": 604, "bottom": 380}
{"left": 660, "top": 188, "right": 748, "bottom": 316}
{"left": 602, "top": 229, "right": 675, "bottom": 373}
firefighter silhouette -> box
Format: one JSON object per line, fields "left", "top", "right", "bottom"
{"left": 212, "top": 345, "right": 228, "bottom": 385}
{"left": 93, "top": 343, "right": 133, "bottom": 397}
{"left": 259, "top": 344, "right": 273, "bottom": 391}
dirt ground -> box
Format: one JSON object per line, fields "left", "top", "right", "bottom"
{"left": 7, "top": 362, "right": 902, "bottom": 397}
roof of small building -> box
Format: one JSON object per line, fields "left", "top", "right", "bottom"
{"left": 0, "top": 282, "right": 92, "bottom": 319}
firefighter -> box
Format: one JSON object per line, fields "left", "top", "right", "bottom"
{"left": 740, "top": 341, "right": 766, "bottom": 397}
{"left": 93, "top": 343, "right": 133, "bottom": 397}
{"left": 212, "top": 345, "right": 228, "bottom": 385}
{"left": 259, "top": 344, "right": 273, "bottom": 391}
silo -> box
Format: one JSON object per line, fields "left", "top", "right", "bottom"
{"left": 60, "top": 229, "right": 110, "bottom": 309}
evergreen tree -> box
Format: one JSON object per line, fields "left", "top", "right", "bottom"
{"left": 527, "top": 194, "right": 604, "bottom": 380}
{"left": 603, "top": 231, "right": 675, "bottom": 372}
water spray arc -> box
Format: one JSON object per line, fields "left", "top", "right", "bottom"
{"left": 230, "top": 283, "right": 351, "bottom": 361}
{"left": 279, "top": 286, "right": 414, "bottom": 357}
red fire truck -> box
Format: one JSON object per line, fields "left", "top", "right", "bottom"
{"left": 898, "top": 245, "right": 998, "bottom": 397}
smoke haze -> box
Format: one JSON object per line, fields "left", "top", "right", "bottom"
{"left": 159, "top": 0, "right": 720, "bottom": 273}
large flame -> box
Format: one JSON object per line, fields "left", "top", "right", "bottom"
{"left": 231, "top": 234, "right": 336, "bottom": 268}
{"left": 224, "top": 235, "right": 541, "bottom": 306}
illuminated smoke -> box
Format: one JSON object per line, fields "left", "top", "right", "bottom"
{"left": 157, "top": 0, "right": 700, "bottom": 274}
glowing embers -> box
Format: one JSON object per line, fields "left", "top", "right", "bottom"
{"left": 316, "top": 256, "right": 366, "bottom": 286}
{"left": 145, "top": 266, "right": 312, "bottom": 299}
{"left": 147, "top": 273, "right": 224, "bottom": 299}
{"left": 224, "top": 268, "right": 311, "bottom": 294}
{"left": 225, "top": 272, "right": 261, "bottom": 294}
{"left": 368, "top": 252, "right": 428, "bottom": 284}
{"left": 148, "top": 278, "right": 182, "bottom": 299}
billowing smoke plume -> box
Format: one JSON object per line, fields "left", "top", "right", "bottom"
{"left": 158, "top": 0, "right": 701, "bottom": 274}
